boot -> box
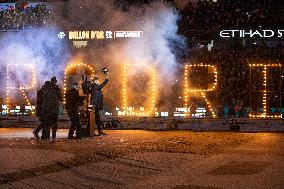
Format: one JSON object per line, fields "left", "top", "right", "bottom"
{"left": 33, "top": 130, "right": 39, "bottom": 139}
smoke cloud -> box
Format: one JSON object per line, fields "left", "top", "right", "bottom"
{"left": 0, "top": 0, "right": 187, "bottom": 112}
{"left": 53, "top": 0, "right": 186, "bottom": 111}
{"left": 0, "top": 27, "right": 70, "bottom": 102}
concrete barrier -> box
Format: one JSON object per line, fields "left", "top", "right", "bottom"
{"left": 0, "top": 116, "right": 283, "bottom": 132}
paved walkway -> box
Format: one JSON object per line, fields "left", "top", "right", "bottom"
{"left": 0, "top": 129, "right": 283, "bottom": 189}
{"left": 0, "top": 128, "right": 68, "bottom": 139}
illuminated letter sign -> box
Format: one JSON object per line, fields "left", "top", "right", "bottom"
{"left": 63, "top": 62, "right": 95, "bottom": 103}
{"left": 6, "top": 64, "right": 36, "bottom": 113}
{"left": 249, "top": 64, "right": 282, "bottom": 118}
{"left": 121, "top": 64, "right": 157, "bottom": 116}
{"left": 183, "top": 64, "right": 217, "bottom": 117}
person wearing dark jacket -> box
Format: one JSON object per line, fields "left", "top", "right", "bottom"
{"left": 91, "top": 75, "right": 109, "bottom": 135}
{"left": 65, "top": 83, "right": 85, "bottom": 139}
{"left": 33, "top": 81, "right": 50, "bottom": 139}
{"left": 41, "top": 76, "right": 62, "bottom": 142}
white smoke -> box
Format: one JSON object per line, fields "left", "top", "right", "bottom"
{"left": 0, "top": 27, "right": 70, "bottom": 85}
{"left": 0, "top": 27, "right": 70, "bottom": 103}
{"left": 0, "top": 0, "right": 187, "bottom": 110}
{"left": 51, "top": 0, "right": 186, "bottom": 81}
{"left": 108, "top": 1, "right": 185, "bottom": 81}
{"left": 99, "top": 1, "right": 186, "bottom": 109}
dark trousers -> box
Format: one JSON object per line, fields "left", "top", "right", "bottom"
{"left": 68, "top": 111, "right": 81, "bottom": 137}
{"left": 94, "top": 109, "right": 102, "bottom": 132}
{"left": 34, "top": 117, "right": 43, "bottom": 135}
{"left": 42, "top": 115, "right": 58, "bottom": 139}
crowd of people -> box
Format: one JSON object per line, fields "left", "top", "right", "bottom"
{"left": 0, "top": 4, "right": 51, "bottom": 30}
{"left": 179, "top": 0, "right": 282, "bottom": 38}
{"left": 1, "top": 0, "right": 282, "bottom": 32}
